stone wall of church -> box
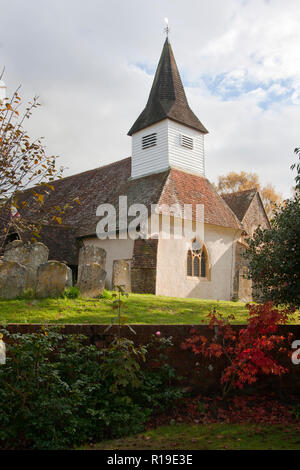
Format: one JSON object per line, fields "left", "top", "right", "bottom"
{"left": 232, "top": 241, "right": 252, "bottom": 302}
{"left": 156, "top": 224, "right": 240, "bottom": 301}
{"left": 81, "top": 223, "right": 243, "bottom": 301}
{"left": 242, "top": 193, "right": 270, "bottom": 236}
{"left": 232, "top": 193, "right": 270, "bottom": 302}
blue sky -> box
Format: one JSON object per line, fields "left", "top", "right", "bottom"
{"left": 135, "top": 61, "right": 296, "bottom": 111}
{"left": 200, "top": 75, "right": 295, "bottom": 110}
{"left": 1, "top": 0, "right": 299, "bottom": 198}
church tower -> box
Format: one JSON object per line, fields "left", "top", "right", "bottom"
{"left": 128, "top": 38, "right": 208, "bottom": 179}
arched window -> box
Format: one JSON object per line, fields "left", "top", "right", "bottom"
{"left": 201, "top": 250, "right": 206, "bottom": 278}
{"left": 187, "top": 250, "right": 192, "bottom": 276}
{"left": 187, "top": 240, "right": 209, "bottom": 279}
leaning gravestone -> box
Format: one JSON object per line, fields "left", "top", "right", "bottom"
{"left": 3, "top": 241, "right": 49, "bottom": 290}
{"left": 0, "top": 261, "right": 28, "bottom": 299}
{"left": 78, "top": 245, "right": 106, "bottom": 278}
{"left": 36, "top": 261, "right": 71, "bottom": 298}
{"left": 112, "top": 259, "right": 131, "bottom": 292}
{"left": 77, "top": 263, "right": 106, "bottom": 298}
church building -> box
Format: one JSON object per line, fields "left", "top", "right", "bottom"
{"left": 6, "top": 38, "right": 270, "bottom": 301}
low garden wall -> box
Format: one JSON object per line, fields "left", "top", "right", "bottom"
{"left": 3, "top": 323, "right": 300, "bottom": 395}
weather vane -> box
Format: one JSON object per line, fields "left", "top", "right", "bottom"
{"left": 164, "top": 17, "right": 170, "bottom": 37}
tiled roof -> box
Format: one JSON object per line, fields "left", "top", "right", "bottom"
{"left": 221, "top": 189, "right": 257, "bottom": 221}
{"left": 0, "top": 158, "right": 242, "bottom": 263}
{"left": 75, "top": 160, "right": 169, "bottom": 237}
{"left": 128, "top": 38, "right": 208, "bottom": 136}
{"left": 159, "top": 169, "right": 242, "bottom": 230}
{"left": 23, "top": 224, "right": 79, "bottom": 265}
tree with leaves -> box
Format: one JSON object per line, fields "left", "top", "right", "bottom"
{"left": 244, "top": 150, "right": 300, "bottom": 307}
{"left": 292, "top": 147, "right": 300, "bottom": 194}
{"left": 0, "top": 85, "right": 73, "bottom": 250}
{"left": 216, "top": 170, "right": 282, "bottom": 219}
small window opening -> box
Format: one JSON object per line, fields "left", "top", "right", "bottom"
{"left": 180, "top": 134, "right": 193, "bottom": 150}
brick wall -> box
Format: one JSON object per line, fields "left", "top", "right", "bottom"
{"left": 131, "top": 239, "right": 158, "bottom": 294}
{"left": 3, "top": 323, "right": 300, "bottom": 395}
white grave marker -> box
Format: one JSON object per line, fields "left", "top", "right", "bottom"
{"left": 0, "top": 333, "right": 6, "bottom": 364}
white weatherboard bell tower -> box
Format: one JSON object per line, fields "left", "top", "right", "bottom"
{"left": 128, "top": 37, "right": 208, "bottom": 179}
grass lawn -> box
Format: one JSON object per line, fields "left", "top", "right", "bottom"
{"left": 82, "top": 423, "right": 300, "bottom": 450}
{"left": 0, "top": 293, "right": 250, "bottom": 324}
{"left": 0, "top": 293, "right": 298, "bottom": 325}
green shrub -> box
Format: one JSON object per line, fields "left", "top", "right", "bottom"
{"left": 99, "top": 337, "right": 147, "bottom": 393}
{"left": 64, "top": 286, "right": 80, "bottom": 299}
{"left": 137, "top": 334, "right": 184, "bottom": 413}
{"left": 0, "top": 328, "right": 181, "bottom": 450}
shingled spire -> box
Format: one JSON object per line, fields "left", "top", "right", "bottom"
{"left": 128, "top": 38, "right": 208, "bottom": 136}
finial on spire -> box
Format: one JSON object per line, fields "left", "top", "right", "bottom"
{"left": 164, "top": 17, "right": 170, "bottom": 38}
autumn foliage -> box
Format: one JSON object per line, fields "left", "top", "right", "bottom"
{"left": 216, "top": 170, "right": 282, "bottom": 218}
{"left": 0, "top": 87, "right": 80, "bottom": 248}
{"left": 182, "top": 302, "right": 295, "bottom": 396}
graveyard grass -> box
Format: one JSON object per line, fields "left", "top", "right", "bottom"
{"left": 81, "top": 423, "right": 300, "bottom": 450}
{"left": 0, "top": 293, "right": 250, "bottom": 324}
{"left": 0, "top": 292, "right": 298, "bottom": 324}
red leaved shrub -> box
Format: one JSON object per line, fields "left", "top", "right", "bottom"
{"left": 181, "top": 302, "right": 295, "bottom": 396}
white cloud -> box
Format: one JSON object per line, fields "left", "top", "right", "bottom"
{"left": 0, "top": 0, "right": 299, "bottom": 198}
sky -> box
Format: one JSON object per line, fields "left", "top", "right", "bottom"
{"left": 1, "top": 0, "right": 300, "bottom": 198}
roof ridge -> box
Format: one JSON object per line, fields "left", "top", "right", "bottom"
{"left": 222, "top": 188, "right": 258, "bottom": 197}
{"left": 205, "top": 179, "right": 243, "bottom": 229}
{"left": 16, "top": 157, "right": 132, "bottom": 197}
{"left": 221, "top": 188, "right": 259, "bottom": 222}
{"left": 51, "top": 156, "right": 131, "bottom": 185}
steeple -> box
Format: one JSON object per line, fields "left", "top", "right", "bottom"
{"left": 128, "top": 38, "right": 208, "bottom": 136}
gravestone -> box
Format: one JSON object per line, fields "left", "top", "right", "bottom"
{"left": 0, "top": 261, "right": 28, "bottom": 299}
{"left": 36, "top": 261, "right": 71, "bottom": 298}
{"left": 4, "top": 241, "right": 49, "bottom": 289}
{"left": 66, "top": 266, "right": 73, "bottom": 289}
{"left": 78, "top": 245, "right": 106, "bottom": 278}
{"left": 112, "top": 259, "right": 131, "bottom": 292}
{"left": 77, "top": 263, "right": 106, "bottom": 298}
